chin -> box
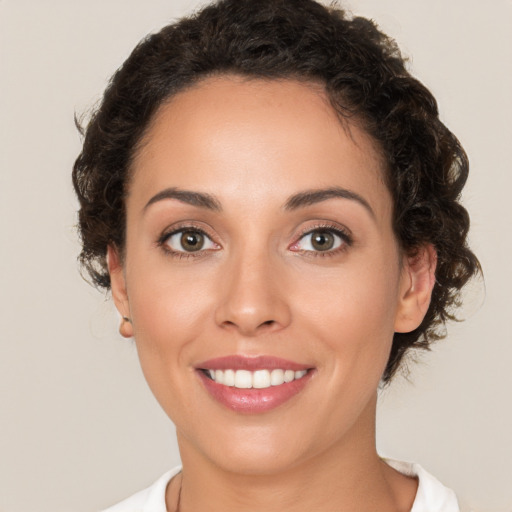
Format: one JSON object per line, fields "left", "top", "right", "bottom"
{"left": 177, "top": 415, "right": 332, "bottom": 477}
{"left": 209, "top": 443, "right": 307, "bottom": 477}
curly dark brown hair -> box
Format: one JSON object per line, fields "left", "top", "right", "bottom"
{"left": 72, "top": 0, "right": 480, "bottom": 382}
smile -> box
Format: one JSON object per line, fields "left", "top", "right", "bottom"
{"left": 196, "top": 356, "right": 315, "bottom": 413}
{"left": 204, "top": 368, "right": 309, "bottom": 389}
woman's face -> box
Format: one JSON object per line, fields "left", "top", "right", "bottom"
{"left": 110, "top": 76, "right": 425, "bottom": 474}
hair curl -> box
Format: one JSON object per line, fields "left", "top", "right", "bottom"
{"left": 72, "top": 0, "right": 480, "bottom": 382}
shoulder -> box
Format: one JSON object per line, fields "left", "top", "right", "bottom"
{"left": 384, "top": 458, "right": 461, "bottom": 512}
{"left": 101, "top": 466, "right": 181, "bottom": 512}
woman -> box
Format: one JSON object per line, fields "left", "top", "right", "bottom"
{"left": 73, "top": 0, "right": 480, "bottom": 510}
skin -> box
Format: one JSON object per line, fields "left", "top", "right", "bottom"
{"left": 109, "top": 76, "right": 436, "bottom": 512}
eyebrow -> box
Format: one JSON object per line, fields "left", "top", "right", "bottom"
{"left": 283, "top": 187, "right": 375, "bottom": 219}
{"left": 144, "top": 185, "right": 375, "bottom": 219}
{"left": 144, "top": 187, "right": 222, "bottom": 212}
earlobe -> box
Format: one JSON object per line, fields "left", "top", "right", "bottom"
{"left": 107, "top": 245, "right": 133, "bottom": 338}
{"left": 394, "top": 244, "right": 437, "bottom": 333}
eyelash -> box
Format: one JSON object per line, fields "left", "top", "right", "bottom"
{"left": 157, "top": 222, "right": 353, "bottom": 259}
{"left": 157, "top": 223, "right": 218, "bottom": 260}
{"left": 290, "top": 223, "right": 353, "bottom": 258}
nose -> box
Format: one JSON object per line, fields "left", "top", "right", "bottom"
{"left": 214, "top": 250, "right": 292, "bottom": 337}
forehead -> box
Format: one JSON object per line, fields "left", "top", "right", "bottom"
{"left": 129, "top": 76, "right": 391, "bottom": 220}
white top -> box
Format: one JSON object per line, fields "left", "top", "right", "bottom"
{"left": 101, "top": 459, "right": 461, "bottom": 512}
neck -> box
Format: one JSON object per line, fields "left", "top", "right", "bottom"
{"left": 169, "top": 395, "right": 417, "bottom": 512}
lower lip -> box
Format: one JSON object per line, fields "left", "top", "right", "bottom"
{"left": 197, "top": 370, "right": 314, "bottom": 413}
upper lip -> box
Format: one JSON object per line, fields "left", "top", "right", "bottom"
{"left": 196, "top": 355, "right": 312, "bottom": 371}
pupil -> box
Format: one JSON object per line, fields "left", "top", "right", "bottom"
{"left": 312, "top": 231, "right": 334, "bottom": 251}
{"left": 181, "top": 231, "right": 204, "bottom": 251}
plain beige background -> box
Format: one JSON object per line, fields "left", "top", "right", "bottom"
{"left": 1, "top": 0, "right": 511, "bottom": 510}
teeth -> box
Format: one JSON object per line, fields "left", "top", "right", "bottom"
{"left": 253, "top": 370, "right": 270, "bottom": 389}
{"left": 224, "top": 369, "right": 235, "bottom": 386}
{"left": 206, "top": 368, "right": 308, "bottom": 389}
{"left": 270, "top": 369, "right": 284, "bottom": 386}
{"left": 284, "top": 369, "right": 295, "bottom": 383}
{"left": 234, "top": 369, "right": 252, "bottom": 388}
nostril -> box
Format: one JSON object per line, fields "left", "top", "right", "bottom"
{"left": 220, "top": 318, "right": 277, "bottom": 334}
{"left": 258, "top": 320, "right": 278, "bottom": 331}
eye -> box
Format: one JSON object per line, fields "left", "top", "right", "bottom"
{"left": 162, "top": 229, "right": 218, "bottom": 253}
{"left": 291, "top": 227, "right": 350, "bottom": 253}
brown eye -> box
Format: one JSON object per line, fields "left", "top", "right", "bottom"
{"left": 163, "top": 229, "right": 218, "bottom": 254}
{"left": 291, "top": 227, "right": 347, "bottom": 254}
{"left": 310, "top": 230, "right": 335, "bottom": 251}
{"left": 180, "top": 231, "right": 204, "bottom": 251}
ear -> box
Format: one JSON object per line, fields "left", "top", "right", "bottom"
{"left": 107, "top": 245, "right": 133, "bottom": 338}
{"left": 394, "top": 244, "right": 437, "bottom": 333}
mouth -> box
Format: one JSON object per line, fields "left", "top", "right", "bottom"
{"left": 201, "top": 368, "right": 309, "bottom": 389}
{"left": 196, "top": 355, "right": 315, "bottom": 413}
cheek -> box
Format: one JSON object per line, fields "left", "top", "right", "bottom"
{"left": 131, "top": 285, "right": 210, "bottom": 347}
{"left": 124, "top": 258, "right": 217, "bottom": 385}
{"left": 125, "top": 276, "right": 211, "bottom": 428}
{"left": 291, "top": 254, "right": 401, "bottom": 371}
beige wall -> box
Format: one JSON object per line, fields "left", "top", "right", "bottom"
{"left": 0, "top": 0, "right": 510, "bottom": 510}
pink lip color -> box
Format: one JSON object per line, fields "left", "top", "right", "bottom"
{"left": 196, "top": 355, "right": 314, "bottom": 414}
{"left": 197, "top": 355, "right": 310, "bottom": 371}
